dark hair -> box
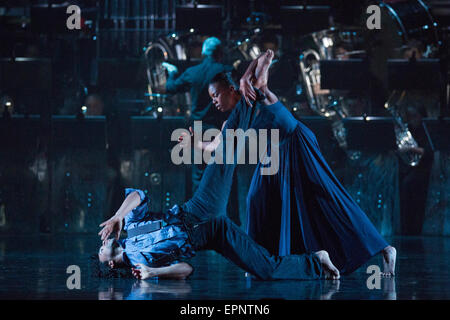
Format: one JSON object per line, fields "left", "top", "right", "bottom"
{"left": 209, "top": 72, "right": 238, "bottom": 90}
{"left": 89, "top": 254, "right": 134, "bottom": 279}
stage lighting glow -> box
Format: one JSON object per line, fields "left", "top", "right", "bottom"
{"left": 322, "top": 37, "right": 333, "bottom": 48}
{"left": 5, "top": 101, "right": 12, "bottom": 107}
{"left": 189, "top": 28, "right": 194, "bottom": 33}
{"left": 249, "top": 46, "right": 261, "bottom": 59}
{"left": 157, "top": 107, "right": 163, "bottom": 113}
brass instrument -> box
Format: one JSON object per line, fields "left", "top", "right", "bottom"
{"left": 144, "top": 33, "right": 195, "bottom": 115}
{"left": 298, "top": 30, "right": 354, "bottom": 152}
{"left": 384, "top": 91, "right": 422, "bottom": 167}
{"left": 145, "top": 42, "right": 171, "bottom": 101}
{"left": 227, "top": 28, "right": 263, "bottom": 69}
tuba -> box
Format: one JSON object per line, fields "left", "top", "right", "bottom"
{"left": 144, "top": 32, "right": 195, "bottom": 115}
{"left": 144, "top": 40, "right": 174, "bottom": 113}
{"left": 145, "top": 41, "right": 172, "bottom": 103}
{"left": 298, "top": 30, "right": 352, "bottom": 151}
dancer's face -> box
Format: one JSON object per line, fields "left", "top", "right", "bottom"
{"left": 98, "top": 239, "right": 120, "bottom": 263}
{"left": 208, "top": 82, "right": 239, "bottom": 113}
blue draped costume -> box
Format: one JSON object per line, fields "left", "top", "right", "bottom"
{"left": 183, "top": 96, "right": 388, "bottom": 274}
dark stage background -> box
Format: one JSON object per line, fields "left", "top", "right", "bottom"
{"left": 0, "top": 0, "right": 449, "bottom": 239}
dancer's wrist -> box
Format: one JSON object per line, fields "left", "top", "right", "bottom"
{"left": 113, "top": 211, "right": 126, "bottom": 221}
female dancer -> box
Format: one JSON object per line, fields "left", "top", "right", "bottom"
{"left": 182, "top": 49, "right": 396, "bottom": 276}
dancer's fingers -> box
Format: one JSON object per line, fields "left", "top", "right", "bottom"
{"left": 244, "top": 96, "right": 252, "bottom": 107}
{"left": 132, "top": 270, "right": 141, "bottom": 279}
{"left": 248, "top": 86, "right": 257, "bottom": 98}
{"left": 101, "top": 230, "right": 110, "bottom": 241}
{"left": 247, "top": 93, "right": 256, "bottom": 106}
{"left": 247, "top": 89, "right": 257, "bottom": 102}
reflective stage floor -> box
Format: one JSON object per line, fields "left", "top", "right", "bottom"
{"left": 0, "top": 235, "right": 449, "bottom": 300}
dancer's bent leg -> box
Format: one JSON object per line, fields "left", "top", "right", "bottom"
{"left": 188, "top": 216, "right": 339, "bottom": 280}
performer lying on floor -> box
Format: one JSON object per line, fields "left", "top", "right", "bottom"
{"left": 97, "top": 188, "right": 340, "bottom": 280}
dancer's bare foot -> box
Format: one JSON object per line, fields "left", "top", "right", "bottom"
{"left": 254, "top": 49, "right": 274, "bottom": 89}
{"left": 315, "top": 250, "right": 340, "bottom": 280}
{"left": 132, "top": 263, "right": 156, "bottom": 280}
{"left": 382, "top": 246, "right": 397, "bottom": 277}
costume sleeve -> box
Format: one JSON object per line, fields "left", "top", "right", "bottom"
{"left": 182, "top": 99, "right": 248, "bottom": 220}
{"left": 165, "top": 69, "right": 192, "bottom": 93}
{"left": 123, "top": 188, "right": 150, "bottom": 228}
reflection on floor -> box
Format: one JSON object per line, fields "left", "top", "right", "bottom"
{"left": 0, "top": 235, "right": 449, "bottom": 300}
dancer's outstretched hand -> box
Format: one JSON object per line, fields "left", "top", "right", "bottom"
{"left": 239, "top": 77, "right": 257, "bottom": 107}
{"left": 98, "top": 216, "right": 123, "bottom": 242}
{"left": 178, "top": 127, "right": 193, "bottom": 148}
{"left": 161, "top": 62, "right": 178, "bottom": 75}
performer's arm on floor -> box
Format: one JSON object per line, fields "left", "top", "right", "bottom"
{"left": 132, "top": 262, "right": 193, "bottom": 280}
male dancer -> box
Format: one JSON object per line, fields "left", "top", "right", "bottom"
{"left": 98, "top": 188, "right": 340, "bottom": 281}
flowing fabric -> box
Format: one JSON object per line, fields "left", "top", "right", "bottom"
{"left": 246, "top": 100, "right": 388, "bottom": 274}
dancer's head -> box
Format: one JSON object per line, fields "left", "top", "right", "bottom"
{"left": 208, "top": 72, "right": 241, "bottom": 112}
{"left": 202, "top": 37, "right": 223, "bottom": 61}
{"left": 92, "top": 239, "right": 131, "bottom": 278}
{"left": 98, "top": 238, "right": 123, "bottom": 263}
